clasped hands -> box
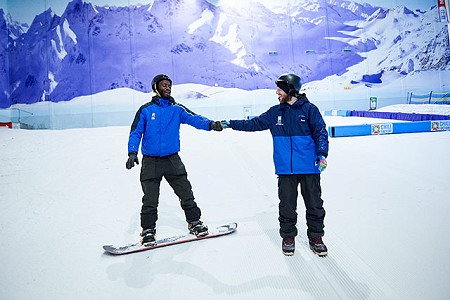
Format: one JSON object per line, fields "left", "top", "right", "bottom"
{"left": 209, "top": 120, "right": 231, "bottom": 131}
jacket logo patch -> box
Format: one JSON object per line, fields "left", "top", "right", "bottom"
{"left": 298, "top": 115, "right": 306, "bottom": 123}
{"left": 151, "top": 113, "right": 156, "bottom": 120}
{"left": 276, "top": 115, "right": 283, "bottom": 126}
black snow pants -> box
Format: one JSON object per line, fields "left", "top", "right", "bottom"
{"left": 278, "top": 174, "right": 325, "bottom": 239}
{"left": 139, "top": 153, "right": 201, "bottom": 230}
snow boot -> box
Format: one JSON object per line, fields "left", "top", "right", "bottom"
{"left": 282, "top": 237, "right": 295, "bottom": 256}
{"left": 309, "top": 236, "right": 328, "bottom": 256}
{"left": 188, "top": 220, "right": 209, "bottom": 237}
{"left": 141, "top": 228, "right": 156, "bottom": 246}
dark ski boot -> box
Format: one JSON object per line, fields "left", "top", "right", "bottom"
{"left": 141, "top": 228, "right": 156, "bottom": 246}
{"left": 188, "top": 220, "right": 209, "bottom": 237}
{"left": 282, "top": 237, "right": 295, "bottom": 256}
{"left": 309, "top": 236, "right": 328, "bottom": 256}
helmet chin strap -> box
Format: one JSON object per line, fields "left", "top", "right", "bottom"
{"left": 155, "top": 88, "right": 171, "bottom": 99}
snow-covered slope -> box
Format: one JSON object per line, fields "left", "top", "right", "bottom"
{"left": 1, "top": 109, "right": 450, "bottom": 299}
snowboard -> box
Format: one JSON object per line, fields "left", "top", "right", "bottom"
{"left": 103, "top": 222, "right": 237, "bottom": 255}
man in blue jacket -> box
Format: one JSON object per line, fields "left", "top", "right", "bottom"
{"left": 126, "top": 74, "right": 223, "bottom": 246}
{"left": 222, "top": 73, "right": 329, "bottom": 256}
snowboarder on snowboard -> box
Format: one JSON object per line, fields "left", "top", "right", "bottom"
{"left": 221, "top": 73, "right": 329, "bottom": 256}
{"left": 126, "top": 74, "right": 223, "bottom": 246}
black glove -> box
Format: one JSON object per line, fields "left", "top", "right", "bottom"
{"left": 209, "top": 121, "right": 223, "bottom": 131}
{"left": 126, "top": 153, "right": 139, "bottom": 169}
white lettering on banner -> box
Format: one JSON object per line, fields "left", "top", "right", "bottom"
{"left": 431, "top": 120, "right": 450, "bottom": 131}
{"left": 371, "top": 123, "right": 393, "bottom": 135}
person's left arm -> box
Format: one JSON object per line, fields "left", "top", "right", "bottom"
{"left": 308, "top": 104, "right": 329, "bottom": 158}
{"left": 177, "top": 103, "right": 219, "bottom": 131}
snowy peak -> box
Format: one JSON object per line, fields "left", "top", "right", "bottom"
{"left": 26, "top": 8, "right": 55, "bottom": 33}
{"left": 285, "top": 0, "right": 381, "bottom": 20}
{"left": 60, "top": 0, "right": 97, "bottom": 26}
{"left": 2, "top": 10, "right": 28, "bottom": 40}
{"left": 397, "top": 5, "right": 419, "bottom": 16}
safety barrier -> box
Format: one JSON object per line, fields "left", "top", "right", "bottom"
{"left": 350, "top": 110, "right": 450, "bottom": 121}
{"left": 322, "top": 110, "right": 352, "bottom": 117}
{"left": 0, "top": 108, "right": 34, "bottom": 129}
{"left": 328, "top": 120, "right": 450, "bottom": 137}
{"left": 408, "top": 91, "right": 450, "bottom": 104}
{"left": 0, "top": 121, "right": 13, "bottom": 128}
{"left": 323, "top": 110, "right": 450, "bottom": 121}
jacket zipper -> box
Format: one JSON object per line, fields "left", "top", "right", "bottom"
{"left": 290, "top": 136, "right": 293, "bottom": 173}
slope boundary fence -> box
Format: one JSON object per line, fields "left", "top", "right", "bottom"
{"left": 408, "top": 91, "right": 450, "bottom": 105}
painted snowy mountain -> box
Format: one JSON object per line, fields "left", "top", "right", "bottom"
{"left": 0, "top": 9, "right": 8, "bottom": 100}
{"left": 0, "top": 9, "right": 28, "bottom": 101}
{"left": 1, "top": 0, "right": 448, "bottom": 107}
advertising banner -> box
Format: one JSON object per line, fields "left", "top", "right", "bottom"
{"left": 438, "top": 0, "right": 448, "bottom": 22}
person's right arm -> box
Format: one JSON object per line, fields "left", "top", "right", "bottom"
{"left": 227, "top": 109, "right": 272, "bottom": 132}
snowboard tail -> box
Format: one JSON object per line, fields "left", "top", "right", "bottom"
{"left": 103, "top": 222, "right": 237, "bottom": 255}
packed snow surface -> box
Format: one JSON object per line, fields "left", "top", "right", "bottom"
{"left": 1, "top": 105, "right": 449, "bottom": 299}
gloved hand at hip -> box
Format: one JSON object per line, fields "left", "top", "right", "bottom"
{"left": 315, "top": 155, "right": 327, "bottom": 172}
{"left": 221, "top": 120, "right": 230, "bottom": 129}
{"left": 209, "top": 121, "right": 223, "bottom": 131}
{"left": 126, "top": 153, "right": 139, "bottom": 169}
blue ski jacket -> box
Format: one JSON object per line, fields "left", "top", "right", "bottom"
{"left": 229, "top": 95, "right": 329, "bottom": 175}
{"left": 128, "top": 96, "right": 212, "bottom": 156}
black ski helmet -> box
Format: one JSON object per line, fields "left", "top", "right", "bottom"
{"left": 151, "top": 74, "right": 172, "bottom": 93}
{"left": 275, "top": 73, "right": 302, "bottom": 96}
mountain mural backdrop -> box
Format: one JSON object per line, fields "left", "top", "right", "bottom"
{"left": 0, "top": 0, "right": 449, "bottom": 108}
